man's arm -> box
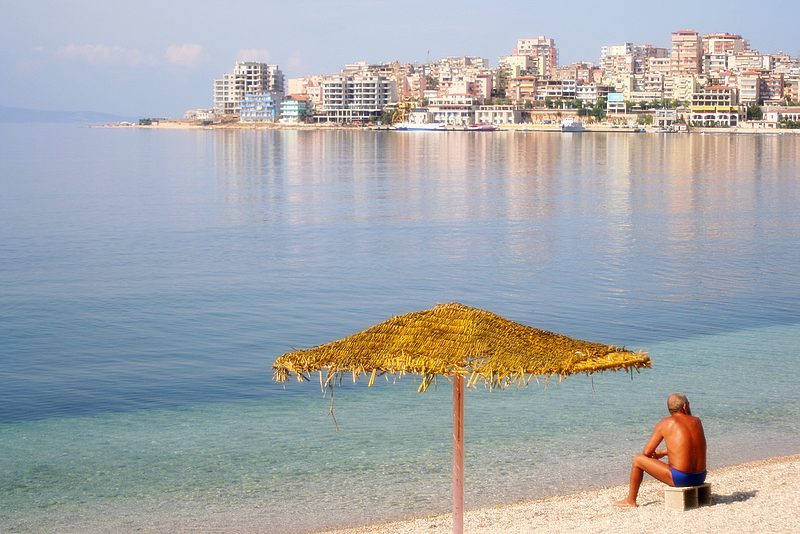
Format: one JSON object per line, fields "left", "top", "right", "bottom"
{"left": 642, "top": 420, "right": 666, "bottom": 458}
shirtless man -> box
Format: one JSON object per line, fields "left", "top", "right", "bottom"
{"left": 615, "top": 393, "right": 707, "bottom": 507}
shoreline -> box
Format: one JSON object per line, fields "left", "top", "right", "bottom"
{"left": 93, "top": 120, "right": 800, "bottom": 135}
{"left": 318, "top": 454, "right": 800, "bottom": 534}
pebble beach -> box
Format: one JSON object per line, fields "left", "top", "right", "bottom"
{"left": 320, "top": 455, "right": 800, "bottom": 534}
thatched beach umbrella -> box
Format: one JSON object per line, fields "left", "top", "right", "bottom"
{"left": 273, "top": 302, "right": 650, "bottom": 534}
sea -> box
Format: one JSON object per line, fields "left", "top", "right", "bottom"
{"left": 1, "top": 124, "right": 799, "bottom": 533}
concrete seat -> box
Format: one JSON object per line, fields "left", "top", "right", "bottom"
{"left": 664, "top": 483, "right": 712, "bottom": 511}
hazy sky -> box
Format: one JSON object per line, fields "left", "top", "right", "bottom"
{"left": 2, "top": 0, "right": 798, "bottom": 116}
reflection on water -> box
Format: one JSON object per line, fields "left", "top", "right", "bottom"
{"left": 210, "top": 130, "right": 800, "bottom": 342}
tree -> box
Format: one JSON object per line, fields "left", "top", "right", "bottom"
{"left": 378, "top": 111, "right": 393, "bottom": 125}
{"left": 746, "top": 103, "right": 763, "bottom": 121}
{"left": 590, "top": 97, "right": 607, "bottom": 121}
{"left": 492, "top": 69, "right": 508, "bottom": 98}
{"left": 425, "top": 75, "right": 439, "bottom": 90}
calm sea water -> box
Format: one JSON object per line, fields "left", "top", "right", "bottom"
{"left": 1, "top": 124, "right": 799, "bottom": 532}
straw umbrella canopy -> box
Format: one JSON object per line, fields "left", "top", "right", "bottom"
{"left": 273, "top": 302, "right": 650, "bottom": 533}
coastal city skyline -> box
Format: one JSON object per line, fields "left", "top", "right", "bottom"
{"left": 2, "top": 0, "right": 800, "bottom": 116}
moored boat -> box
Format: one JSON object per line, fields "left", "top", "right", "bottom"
{"left": 466, "top": 123, "right": 498, "bottom": 131}
{"left": 560, "top": 118, "right": 585, "bottom": 132}
{"left": 393, "top": 122, "right": 447, "bottom": 131}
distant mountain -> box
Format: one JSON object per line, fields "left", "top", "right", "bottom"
{"left": 0, "top": 106, "right": 134, "bottom": 124}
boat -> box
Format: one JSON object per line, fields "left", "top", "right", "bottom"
{"left": 393, "top": 122, "right": 447, "bottom": 131}
{"left": 466, "top": 123, "right": 498, "bottom": 132}
{"left": 560, "top": 118, "right": 585, "bottom": 132}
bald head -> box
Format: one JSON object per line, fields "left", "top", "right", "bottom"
{"left": 668, "top": 393, "right": 689, "bottom": 414}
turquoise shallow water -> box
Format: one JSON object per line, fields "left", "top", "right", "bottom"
{"left": 1, "top": 125, "right": 799, "bottom": 532}
{"left": 2, "top": 322, "right": 799, "bottom": 532}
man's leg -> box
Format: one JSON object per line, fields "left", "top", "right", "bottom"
{"left": 615, "top": 454, "right": 673, "bottom": 507}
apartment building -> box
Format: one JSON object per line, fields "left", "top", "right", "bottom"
{"left": 759, "top": 74, "right": 785, "bottom": 103}
{"left": 671, "top": 30, "right": 703, "bottom": 77}
{"left": 771, "top": 53, "right": 800, "bottom": 79}
{"left": 737, "top": 72, "right": 761, "bottom": 104}
{"left": 240, "top": 93, "right": 279, "bottom": 122}
{"left": 474, "top": 73, "right": 493, "bottom": 100}
{"left": 633, "top": 72, "right": 666, "bottom": 96}
{"left": 279, "top": 96, "right": 311, "bottom": 123}
{"left": 214, "top": 62, "right": 285, "bottom": 116}
{"left": 552, "top": 62, "right": 600, "bottom": 84}
{"left": 702, "top": 33, "right": 748, "bottom": 55}
{"left": 575, "top": 84, "right": 613, "bottom": 104}
{"left": 315, "top": 75, "right": 397, "bottom": 123}
{"left": 397, "top": 73, "right": 427, "bottom": 100}
{"left": 601, "top": 43, "right": 668, "bottom": 77}
{"left": 703, "top": 53, "right": 731, "bottom": 78}
{"left": 499, "top": 54, "right": 537, "bottom": 77}
{"left": 690, "top": 86, "right": 740, "bottom": 126}
{"left": 669, "top": 75, "right": 703, "bottom": 102}
{"left": 507, "top": 76, "right": 538, "bottom": 102}
{"left": 785, "top": 80, "right": 800, "bottom": 103}
{"left": 513, "top": 36, "right": 558, "bottom": 75}
{"left": 728, "top": 51, "right": 772, "bottom": 72}
{"left": 430, "top": 57, "right": 489, "bottom": 88}
{"left": 536, "top": 79, "right": 576, "bottom": 101}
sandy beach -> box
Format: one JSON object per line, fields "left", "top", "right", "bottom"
{"left": 320, "top": 454, "right": 800, "bottom": 534}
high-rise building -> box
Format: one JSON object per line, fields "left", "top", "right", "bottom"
{"left": 213, "top": 62, "right": 285, "bottom": 116}
{"left": 702, "top": 33, "right": 748, "bottom": 55}
{"left": 601, "top": 43, "right": 668, "bottom": 76}
{"left": 670, "top": 30, "right": 703, "bottom": 76}
{"left": 514, "top": 36, "right": 558, "bottom": 74}
{"left": 315, "top": 75, "right": 397, "bottom": 123}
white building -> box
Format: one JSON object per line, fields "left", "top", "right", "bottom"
{"left": 607, "top": 92, "right": 627, "bottom": 115}
{"left": 764, "top": 106, "right": 800, "bottom": 123}
{"left": 654, "top": 109, "right": 678, "bottom": 128}
{"left": 428, "top": 95, "right": 478, "bottom": 125}
{"left": 315, "top": 75, "right": 397, "bottom": 123}
{"left": 214, "top": 62, "right": 285, "bottom": 116}
{"left": 576, "top": 84, "right": 612, "bottom": 104}
{"left": 474, "top": 105, "right": 521, "bottom": 125}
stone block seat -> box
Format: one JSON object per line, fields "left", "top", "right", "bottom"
{"left": 664, "top": 483, "right": 712, "bottom": 511}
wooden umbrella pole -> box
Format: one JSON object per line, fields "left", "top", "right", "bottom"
{"left": 452, "top": 374, "right": 465, "bottom": 534}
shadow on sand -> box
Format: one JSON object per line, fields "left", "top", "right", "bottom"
{"left": 712, "top": 490, "right": 758, "bottom": 504}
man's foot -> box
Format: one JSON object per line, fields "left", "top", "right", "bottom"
{"left": 614, "top": 499, "right": 638, "bottom": 508}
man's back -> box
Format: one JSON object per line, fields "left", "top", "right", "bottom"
{"left": 658, "top": 413, "right": 706, "bottom": 473}
{"left": 616, "top": 393, "right": 707, "bottom": 507}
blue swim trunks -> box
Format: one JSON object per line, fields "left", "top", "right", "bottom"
{"left": 670, "top": 466, "right": 707, "bottom": 487}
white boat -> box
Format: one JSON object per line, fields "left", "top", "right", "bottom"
{"left": 559, "top": 118, "right": 585, "bottom": 132}
{"left": 393, "top": 122, "right": 447, "bottom": 131}
{"left": 466, "top": 123, "right": 498, "bottom": 131}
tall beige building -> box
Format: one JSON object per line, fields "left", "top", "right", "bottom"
{"left": 670, "top": 30, "right": 703, "bottom": 76}
{"left": 514, "top": 36, "right": 558, "bottom": 74}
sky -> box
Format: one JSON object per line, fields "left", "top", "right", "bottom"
{"left": 1, "top": 0, "right": 799, "bottom": 117}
